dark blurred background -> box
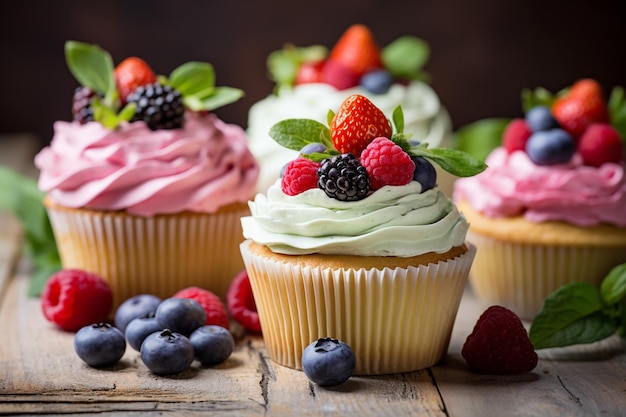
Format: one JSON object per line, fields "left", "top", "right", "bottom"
{"left": 1, "top": 0, "right": 625, "bottom": 149}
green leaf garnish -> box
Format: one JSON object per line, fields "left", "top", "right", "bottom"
{"left": 409, "top": 146, "right": 487, "bottom": 177}
{"left": 608, "top": 86, "right": 626, "bottom": 142}
{"left": 267, "top": 44, "right": 328, "bottom": 91}
{"left": 65, "top": 41, "right": 116, "bottom": 106}
{"left": 454, "top": 118, "right": 510, "bottom": 162}
{"left": 193, "top": 87, "right": 244, "bottom": 111}
{"left": 600, "top": 264, "right": 626, "bottom": 306}
{"left": 169, "top": 61, "right": 215, "bottom": 98}
{"left": 269, "top": 119, "right": 332, "bottom": 151}
{"left": 382, "top": 36, "right": 430, "bottom": 82}
{"left": 521, "top": 86, "right": 555, "bottom": 113}
{"left": 392, "top": 105, "right": 405, "bottom": 135}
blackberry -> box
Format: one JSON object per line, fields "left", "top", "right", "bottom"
{"left": 72, "top": 87, "right": 100, "bottom": 124}
{"left": 318, "top": 154, "right": 370, "bottom": 201}
{"left": 127, "top": 82, "right": 185, "bottom": 130}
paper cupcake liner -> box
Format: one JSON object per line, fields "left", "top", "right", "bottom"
{"left": 46, "top": 203, "right": 250, "bottom": 307}
{"left": 467, "top": 230, "right": 626, "bottom": 320}
{"left": 240, "top": 240, "right": 476, "bottom": 375}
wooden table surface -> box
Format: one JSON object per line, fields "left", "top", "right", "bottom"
{"left": 1, "top": 135, "right": 625, "bottom": 416}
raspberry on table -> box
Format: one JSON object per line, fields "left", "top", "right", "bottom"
{"left": 462, "top": 305, "right": 538, "bottom": 375}
{"left": 281, "top": 158, "right": 321, "bottom": 196}
{"left": 173, "top": 287, "right": 229, "bottom": 330}
{"left": 226, "top": 269, "right": 261, "bottom": 333}
{"left": 360, "top": 137, "right": 415, "bottom": 190}
{"left": 41, "top": 269, "right": 113, "bottom": 332}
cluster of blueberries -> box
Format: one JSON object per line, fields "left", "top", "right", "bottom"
{"left": 524, "top": 106, "right": 576, "bottom": 165}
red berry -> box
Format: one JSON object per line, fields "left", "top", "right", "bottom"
{"left": 226, "top": 269, "right": 261, "bottom": 333}
{"left": 330, "top": 94, "right": 392, "bottom": 156}
{"left": 321, "top": 59, "right": 360, "bottom": 90}
{"left": 360, "top": 137, "right": 415, "bottom": 190}
{"left": 462, "top": 305, "right": 538, "bottom": 375}
{"left": 328, "top": 24, "right": 383, "bottom": 79}
{"left": 114, "top": 57, "right": 157, "bottom": 104}
{"left": 41, "top": 269, "right": 113, "bottom": 332}
{"left": 281, "top": 158, "right": 321, "bottom": 196}
{"left": 296, "top": 60, "right": 325, "bottom": 85}
{"left": 173, "top": 286, "right": 229, "bottom": 330}
{"left": 578, "top": 123, "right": 624, "bottom": 167}
{"left": 551, "top": 79, "right": 610, "bottom": 139}
{"left": 502, "top": 118, "right": 532, "bottom": 154}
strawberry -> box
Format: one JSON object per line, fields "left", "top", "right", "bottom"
{"left": 578, "top": 123, "right": 624, "bottom": 167}
{"left": 462, "top": 305, "right": 538, "bottom": 375}
{"left": 330, "top": 94, "right": 392, "bottom": 156}
{"left": 328, "top": 24, "right": 383, "bottom": 79}
{"left": 551, "top": 79, "right": 610, "bottom": 139}
{"left": 296, "top": 60, "right": 325, "bottom": 85}
{"left": 502, "top": 118, "right": 532, "bottom": 154}
{"left": 114, "top": 57, "right": 157, "bottom": 104}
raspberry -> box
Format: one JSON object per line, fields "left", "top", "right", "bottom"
{"left": 462, "top": 305, "right": 538, "bottom": 375}
{"left": 281, "top": 158, "right": 321, "bottom": 196}
{"left": 360, "top": 137, "right": 415, "bottom": 190}
{"left": 318, "top": 153, "right": 370, "bottom": 201}
{"left": 226, "top": 269, "right": 261, "bottom": 333}
{"left": 502, "top": 118, "right": 532, "bottom": 154}
{"left": 173, "top": 287, "right": 229, "bottom": 330}
{"left": 41, "top": 269, "right": 113, "bottom": 332}
{"left": 577, "top": 123, "right": 624, "bottom": 167}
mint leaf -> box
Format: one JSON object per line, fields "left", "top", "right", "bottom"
{"left": 521, "top": 86, "right": 555, "bottom": 113}
{"left": 65, "top": 41, "right": 115, "bottom": 104}
{"left": 608, "top": 86, "right": 626, "bottom": 141}
{"left": 529, "top": 282, "right": 611, "bottom": 349}
{"left": 392, "top": 105, "right": 404, "bottom": 135}
{"left": 454, "top": 118, "right": 509, "bottom": 162}
{"left": 267, "top": 44, "right": 327, "bottom": 90}
{"left": 600, "top": 263, "right": 626, "bottom": 305}
{"left": 382, "top": 36, "right": 429, "bottom": 81}
{"left": 409, "top": 146, "right": 487, "bottom": 177}
{"left": 193, "top": 87, "right": 244, "bottom": 111}
{"left": 169, "top": 61, "right": 215, "bottom": 98}
{"left": 269, "top": 119, "right": 331, "bottom": 151}
{"left": 327, "top": 109, "right": 335, "bottom": 126}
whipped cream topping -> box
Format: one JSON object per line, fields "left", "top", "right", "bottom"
{"left": 241, "top": 180, "right": 468, "bottom": 256}
{"left": 247, "top": 81, "right": 453, "bottom": 191}
{"left": 453, "top": 147, "right": 626, "bottom": 227}
{"left": 36, "top": 112, "right": 259, "bottom": 216}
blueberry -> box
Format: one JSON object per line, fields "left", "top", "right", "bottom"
{"left": 140, "top": 329, "right": 195, "bottom": 375}
{"left": 301, "top": 337, "right": 356, "bottom": 387}
{"left": 525, "top": 106, "right": 560, "bottom": 132}
{"left": 125, "top": 312, "right": 163, "bottom": 351}
{"left": 525, "top": 129, "right": 575, "bottom": 165}
{"left": 114, "top": 294, "right": 162, "bottom": 334}
{"left": 155, "top": 297, "right": 206, "bottom": 336}
{"left": 299, "top": 142, "right": 327, "bottom": 157}
{"left": 74, "top": 323, "right": 126, "bottom": 368}
{"left": 189, "top": 325, "right": 235, "bottom": 366}
{"left": 360, "top": 69, "right": 393, "bottom": 94}
{"left": 411, "top": 156, "right": 437, "bottom": 192}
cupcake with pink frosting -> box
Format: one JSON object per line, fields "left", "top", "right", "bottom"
{"left": 454, "top": 79, "right": 626, "bottom": 319}
{"left": 35, "top": 41, "right": 259, "bottom": 306}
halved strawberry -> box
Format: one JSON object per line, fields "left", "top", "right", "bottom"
{"left": 552, "top": 79, "right": 610, "bottom": 139}
{"left": 114, "top": 57, "right": 157, "bottom": 104}
{"left": 328, "top": 24, "right": 383, "bottom": 79}
{"left": 330, "top": 94, "right": 392, "bottom": 156}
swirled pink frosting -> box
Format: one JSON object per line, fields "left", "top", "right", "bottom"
{"left": 35, "top": 112, "right": 259, "bottom": 216}
{"left": 453, "top": 147, "right": 626, "bottom": 227}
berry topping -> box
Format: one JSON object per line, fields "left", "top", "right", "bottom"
{"left": 189, "top": 325, "right": 235, "bottom": 366}
{"left": 321, "top": 59, "right": 361, "bottom": 91}
{"left": 578, "top": 123, "right": 624, "bottom": 167}
{"left": 155, "top": 297, "right": 207, "bottom": 336}
{"left": 330, "top": 94, "right": 392, "bottom": 156}
{"left": 114, "top": 294, "right": 162, "bottom": 334}
{"left": 359, "top": 69, "right": 393, "bottom": 95}
{"left": 525, "top": 105, "right": 560, "bottom": 132}
{"left": 328, "top": 24, "right": 383, "bottom": 82}
{"left": 462, "top": 305, "right": 538, "bottom": 375}
{"left": 127, "top": 82, "right": 185, "bottom": 130}
{"left": 299, "top": 142, "right": 328, "bottom": 156}
{"left": 295, "top": 60, "right": 325, "bottom": 85}
{"left": 71, "top": 87, "right": 101, "bottom": 124}
{"left": 302, "top": 337, "right": 356, "bottom": 387}
{"left": 281, "top": 158, "right": 321, "bottom": 196}
{"left": 226, "top": 269, "right": 262, "bottom": 333}
{"left": 525, "top": 129, "right": 576, "bottom": 166}
{"left": 125, "top": 312, "right": 162, "bottom": 351}
{"left": 74, "top": 323, "right": 126, "bottom": 368}
{"left": 318, "top": 154, "right": 371, "bottom": 201}
{"left": 173, "top": 287, "right": 229, "bottom": 330}
{"left": 140, "top": 329, "right": 195, "bottom": 375}
{"left": 502, "top": 118, "right": 532, "bottom": 154}
{"left": 360, "top": 137, "right": 415, "bottom": 190}
{"left": 552, "top": 78, "right": 610, "bottom": 139}
{"left": 411, "top": 156, "right": 437, "bottom": 192}
{"left": 41, "top": 269, "right": 113, "bottom": 332}
{"left": 114, "top": 56, "right": 157, "bottom": 104}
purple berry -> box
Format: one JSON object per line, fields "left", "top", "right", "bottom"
{"left": 525, "top": 129, "right": 575, "bottom": 165}
{"left": 360, "top": 69, "right": 393, "bottom": 94}
{"left": 74, "top": 323, "right": 126, "bottom": 367}
{"left": 411, "top": 156, "right": 437, "bottom": 192}
{"left": 525, "top": 106, "right": 560, "bottom": 132}
{"left": 301, "top": 337, "right": 356, "bottom": 386}
{"left": 155, "top": 297, "right": 206, "bottom": 336}
{"left": 125, "top": 312, "right": 162, "bottom": 351}
{"left": 140, "top": 329, "right": 195, "bottom": 375}
{"left": 114, "top": 294, "right": 162, "bottom": 334}
{"left": 189, "top": 325, "right": 235, "bottom": 366}
{"left": 300, "top": 142, "right": 327, "bottom": 156}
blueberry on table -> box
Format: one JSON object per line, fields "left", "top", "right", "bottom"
{"left": 155, "top": 297, "right": 206, "bottom": 336}
{"left": 74, "top": 323, "right": 126, "bottom": 368}
{"left": 302, "top": 337, "right": 356, "bottom": 387}
{"left": 114, "top": 294, "right": 162, "bottom": 334}
{"left": 189, "top": 325, "right": 235, "bottom": 366}
{"left": 140, "top": 329, "right": 195, "bottom": 375}
{"left": 125, "top": 312, "right": 162, "bottom": 351}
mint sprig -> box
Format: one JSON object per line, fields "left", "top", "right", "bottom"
{"left": 529, "top": 264, "right": 626, "bottom": 349}
{"left": 382, "top": 36, "right": 430, "bottom": 82}
{"left": 267, "top": 44, "right": 328, "bottom": 91}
